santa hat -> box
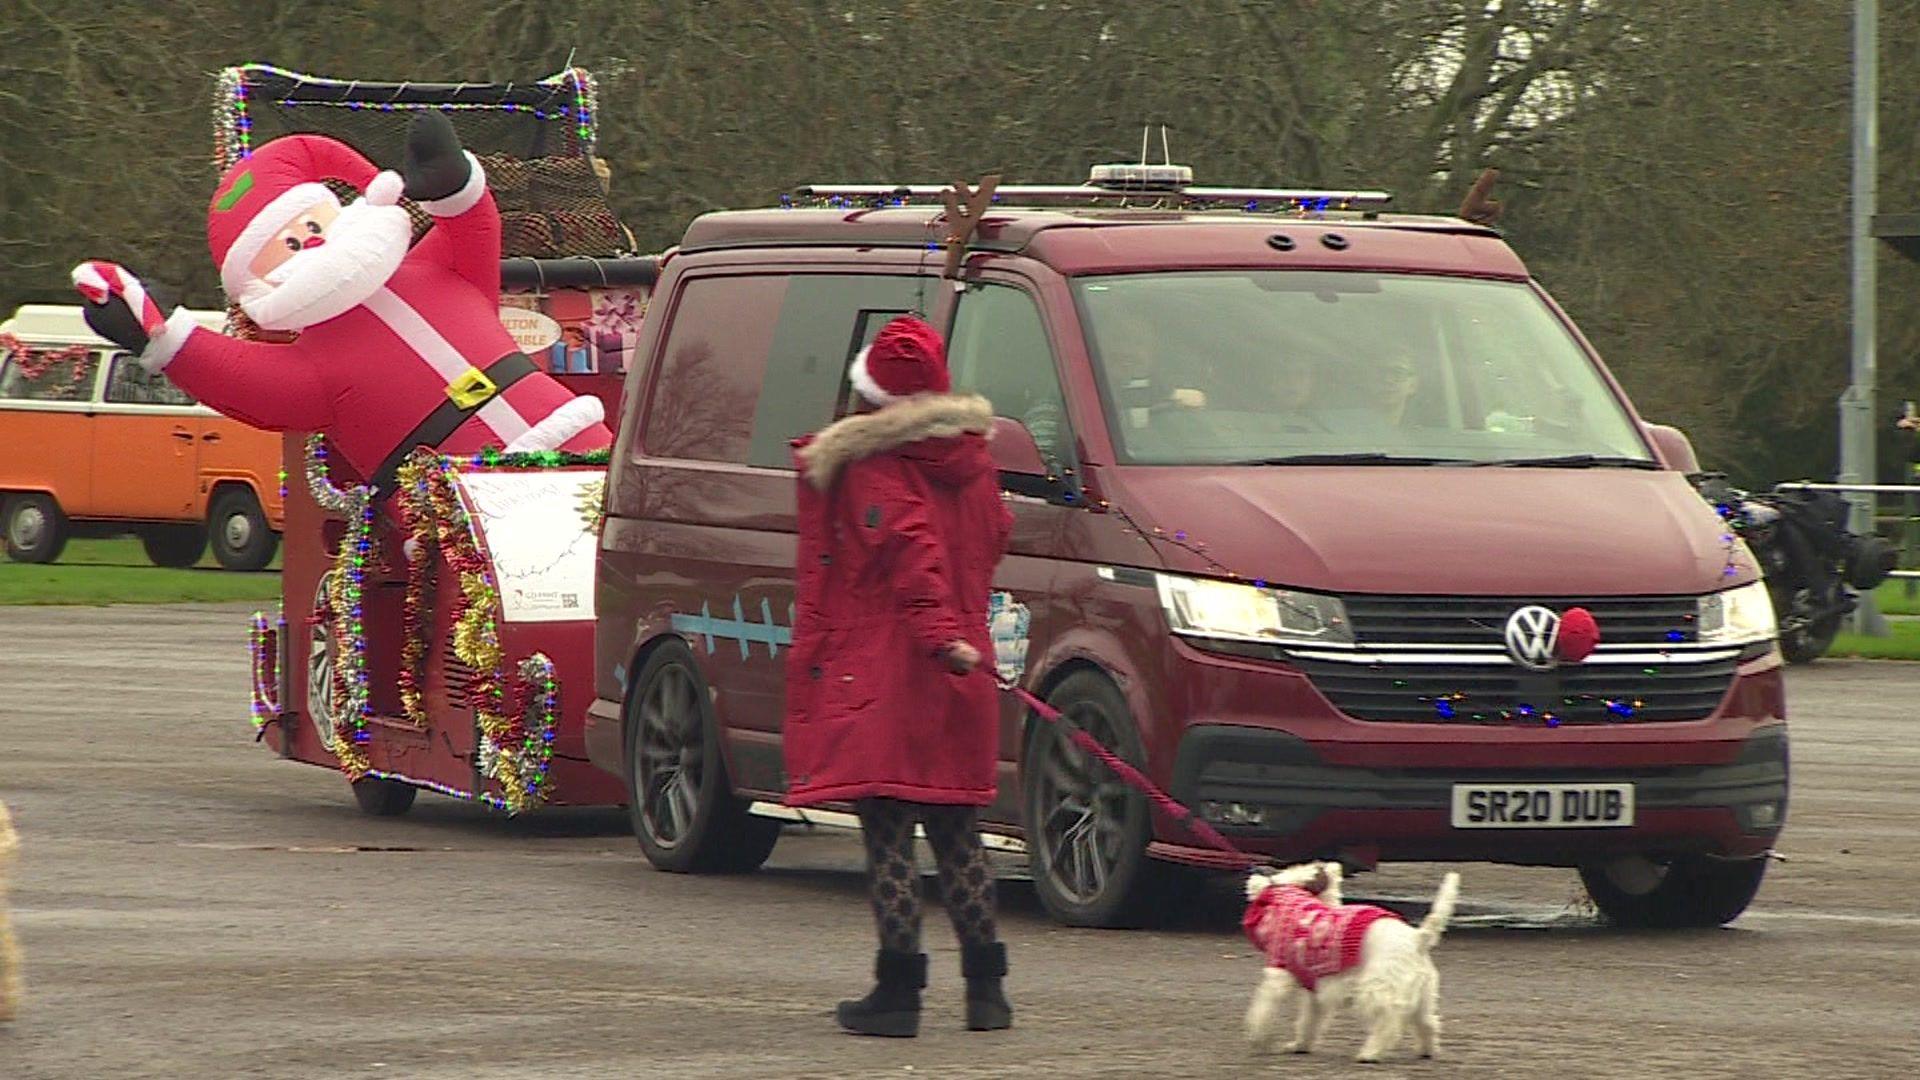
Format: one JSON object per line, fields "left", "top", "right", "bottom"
{"left": 206, "top": 134, "right": 404, "bottom": 300}
{"left": 848, "top": 315, "right": 951, "bottom": 405}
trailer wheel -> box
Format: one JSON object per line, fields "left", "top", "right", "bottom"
{"left": 351, "top": 776, "right": 418, "bottom": 816}
{"left": 624, "top": 642, "right": 780, "bottom": 874}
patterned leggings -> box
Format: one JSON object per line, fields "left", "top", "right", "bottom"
{"left": 855, "top": 798, "right": 999, "bottom": 953}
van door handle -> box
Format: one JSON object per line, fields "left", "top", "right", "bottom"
{"left": 171, "top": 428, "right": 194, "bottom": 440}
{"left": 201, "top": 432, "right": 221, "bottom": 443}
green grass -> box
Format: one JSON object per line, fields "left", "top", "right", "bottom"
{"left": 1830, "top": 616, "right": 1920, "bottom": 660}
{"left": 0, "top": 538, "right": 281, "bottom": 606}
{"left": 1871, "top": 578, "right": 1920, "bottom": 616}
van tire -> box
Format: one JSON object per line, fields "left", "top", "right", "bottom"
{"left": 1579, "top": 853, "right": 1769, "bottom": 928}
{"left": 624, "top": 642, "right": 781, "bottom": 874}
{"left": 1022, "top": 670, "right": 1161, "bottom": 928}
{"left": 140, "top": 525, "right": 207, "bottom": 568}
{"left": 3, "top": 493, "right": 68, "bottom": 563}
{"left": 209, "top": 488, "right": 277, "bottom": 571}
{"left": 351, "top": 776, "right": 419, "bottom": 817}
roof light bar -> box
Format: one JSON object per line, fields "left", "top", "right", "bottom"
{"left": 789, "top": 183, "right": 1393, "bottom": 212}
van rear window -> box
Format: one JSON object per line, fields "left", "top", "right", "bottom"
{"left": 642, "top": 275, "right": 789, "bottom": 464}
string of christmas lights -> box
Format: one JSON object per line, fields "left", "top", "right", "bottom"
{"left": 215, "top": 65, "right": 598, "bottom": 169}
{"left": 247, "top": 608, "right": 286, "bottom": 733}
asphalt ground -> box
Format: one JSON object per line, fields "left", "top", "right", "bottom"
{"left": 2, "top": 603, "right": 1916, "bottom": 1078}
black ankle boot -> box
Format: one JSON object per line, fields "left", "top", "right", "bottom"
{"left": 836, "top": 949, "right": 926, "bottom": 1037}
{"left": 961, "top": 942, "right": 1013, "bottom": 1031}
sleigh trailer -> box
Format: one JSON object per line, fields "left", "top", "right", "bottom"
{"left": 232, "top": 65, "right": 655, "bottom": 815}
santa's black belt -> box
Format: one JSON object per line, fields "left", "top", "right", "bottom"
{"left": 370, "top": 351, "right": 541, "bottom": 495}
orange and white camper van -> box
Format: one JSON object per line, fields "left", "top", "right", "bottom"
{"left": 0, "top": 304, "right": 285, "bottom": 569}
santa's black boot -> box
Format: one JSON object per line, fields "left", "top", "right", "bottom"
{"left": 836, "top": 949, "right": 926, "bottom": 1037}
{"left": 961, "top": 942, "right": 1013, "bottom": 1031}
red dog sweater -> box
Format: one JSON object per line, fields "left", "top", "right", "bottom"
{"left": 1243, "top": 884, "right": 1404, "bottom": 991}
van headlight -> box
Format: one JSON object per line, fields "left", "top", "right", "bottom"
{"left": 1697, "top": 581, "right": 1776, "bottom": 646}
{"left": 1155, "top": 573, "right": 1353, "bottom": 646}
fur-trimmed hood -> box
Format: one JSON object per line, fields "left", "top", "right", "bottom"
{"left": 796, "top": 393, "right": 995, "bottom": 490}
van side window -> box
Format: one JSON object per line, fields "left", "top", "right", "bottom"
{"left": 0, "top": 346, "right": 98, "bottom": 402}
{"left": 947, "top": 283, "right": 1070, "bottom": 463}
{"left": 642, "top": 275, "right": 790, "bottom": 464}
{"left": 745, "top": 274, "right": 932, "bottom": 469}
{"left": 105, "top": 353, "right": 196, "bottom": 406}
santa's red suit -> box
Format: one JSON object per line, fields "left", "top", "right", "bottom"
{"left": 85, "top": 131, "right": 609, "bottom": 490}
{"left": 1243, "top": 884, "right": 1403, "bottom": 991}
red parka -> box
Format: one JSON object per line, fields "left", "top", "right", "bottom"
{"left": 783, "top": 393, "right": 1014, "bottom": 807}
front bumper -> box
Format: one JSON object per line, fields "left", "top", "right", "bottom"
{"left": 1162, "top": 721, "right": 1787, "bottom": 866}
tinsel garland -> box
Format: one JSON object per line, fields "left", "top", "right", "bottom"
{"left": 0, "top": 333, "right": 94, "bottom": 394}
{"left": 393, "top": 448, "right": 558, "bottom": 812}
{"left": 305, "top": 436, "right": 373, "bottom": 776}
{"left": 577, "top": 476, "right": 607, "bottom": 534}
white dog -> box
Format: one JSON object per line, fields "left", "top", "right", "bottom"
{"left": 1242, "top": 861, "right": 1459, "bottom": 1063}
{"left": 1, "top": 799, "right": 19, "bottom": 1022}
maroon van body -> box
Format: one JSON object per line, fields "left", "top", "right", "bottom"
{"left": 588, "top": 203, "right": 1786, "bottom": 928}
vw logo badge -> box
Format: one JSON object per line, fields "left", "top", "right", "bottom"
{"left": 1504, "top": 605, "right": 1562, "bottom": 671}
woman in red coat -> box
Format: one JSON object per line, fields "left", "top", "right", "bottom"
{"left": 785, "top": 315, "right": 1015, "bottom": 1038}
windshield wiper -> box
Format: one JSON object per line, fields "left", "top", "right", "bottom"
{"left": 1235, "top": 453, "right": 1466, "bottom": 466}
{"left": 1470, "top": 454, "right": 1661, "bottom": 469}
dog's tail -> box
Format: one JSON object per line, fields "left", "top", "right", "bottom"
{"left": 1416, "top": 872, "right": 1460, "bottom": 952}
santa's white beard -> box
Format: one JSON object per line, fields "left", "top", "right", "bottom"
{"left": 234, "top": 200, "right": 413, "bottom": 331}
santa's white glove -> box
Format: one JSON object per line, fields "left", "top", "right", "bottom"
{"left": 70, "top": 261, "right": 196, "bottom": 372}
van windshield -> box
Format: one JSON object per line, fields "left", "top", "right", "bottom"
{"left": 1074, "top": 271, "right": 1654, "bottom": 467}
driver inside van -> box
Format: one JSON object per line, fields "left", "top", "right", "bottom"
{"left": 1091, "top": 308, "right": 1209, "bottom": 430}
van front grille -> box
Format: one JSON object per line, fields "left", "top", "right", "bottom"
{"left": 1341, "top": 594, "right": 1701, "bottom": 648}
{"left": 1292, "top": 654, "right": 1737, "bottom": 725}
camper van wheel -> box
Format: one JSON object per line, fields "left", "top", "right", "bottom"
{"left": 209, "top": 488, "right": 278, "bottom": 571}
{"left": 140, "top": 525, "right": 207, "bottom": 568}
{"left": 1023, "top": 670, "right": 1161, "bottom": 928}
{"left": 351, "top": 776, "right": 418, "bottom": 817}
{"left": 3, "top": 493, "right": 68, "bottom": 563}
{"left": 624, "top": 642, "right": 780, "bottom": 874}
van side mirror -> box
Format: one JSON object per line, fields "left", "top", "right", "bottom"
{"left": 989, "top": 416, "right": 1066, "bottom": 501}
{"left": 1644, "top": 423, "right": 1700, "bottom": 473}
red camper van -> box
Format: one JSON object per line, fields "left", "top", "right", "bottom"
{"left": 588, "top": 167, "right": 1785, "bottom": 929}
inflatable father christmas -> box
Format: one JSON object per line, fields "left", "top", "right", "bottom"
{"left": 72, "top": 111, "right": 611, "bottom": 492}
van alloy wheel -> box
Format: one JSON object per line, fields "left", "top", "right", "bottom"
{"left": 1022, "top": 671, "right": 1159, "bottom": 928}
{"left": 1579, "top": 853, "right": 1770, "bottom": 928}
{"left": 623, "top": 643, "right": 781, "bottom": 874}
{"left": 1033, "top": 707, "right": 1133, "bottom": 905}
{"left": 637, "top": 662, "right": 704, "bottom": 850}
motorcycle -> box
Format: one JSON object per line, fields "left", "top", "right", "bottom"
{"left": 1691, "top": 474, "right": 1898, "bottom": 663}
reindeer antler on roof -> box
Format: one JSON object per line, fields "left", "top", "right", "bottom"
{"left": 940, "top": 174, "right": 1000, "bottom": 280}
{"left": 1458, "top": 168, "right": 1503, "bottom": 227}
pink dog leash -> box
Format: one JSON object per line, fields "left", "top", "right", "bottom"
{"left": 993, "top": 674, "right": 1261, "bottom": 868}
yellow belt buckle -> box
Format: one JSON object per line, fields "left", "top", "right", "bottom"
{"left": 446, "top": 366, "right": 498, "bottom": 409}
